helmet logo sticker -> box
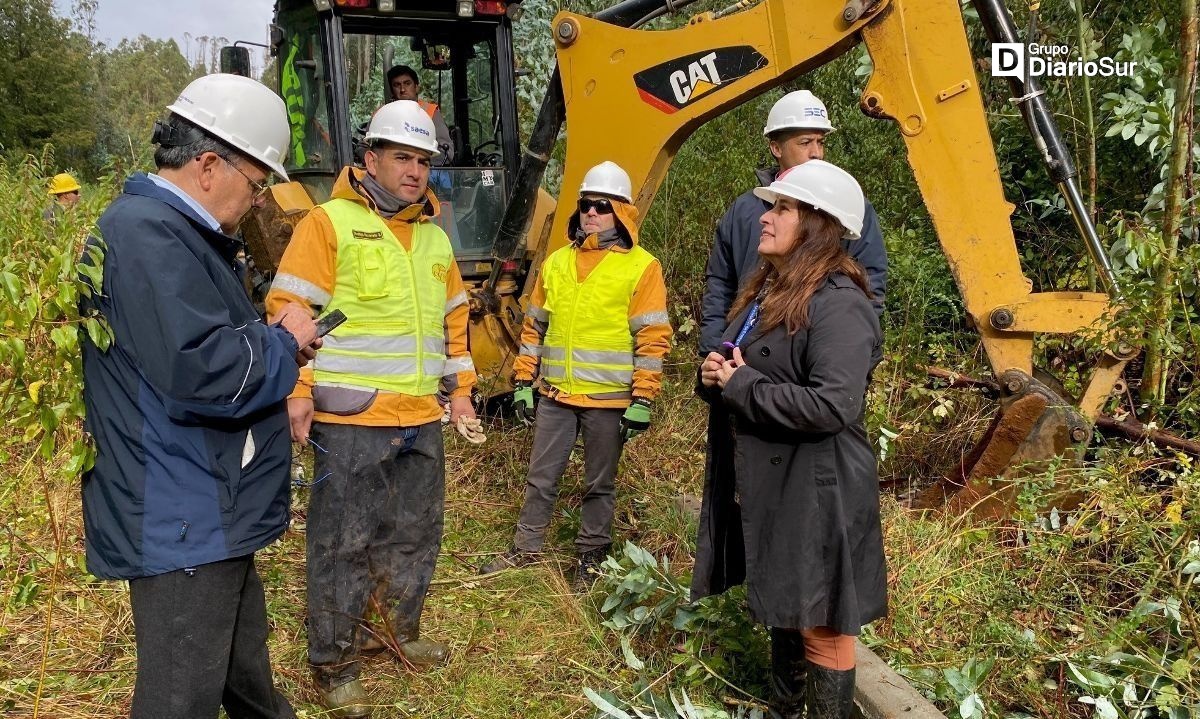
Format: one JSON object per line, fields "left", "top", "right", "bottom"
{"left": 634, "top": 47, "right": 767, "bottom": 114}
{"left": 403, "top": 121, "right": 431, "bottom": 137}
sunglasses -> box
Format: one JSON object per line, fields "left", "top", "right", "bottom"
{"left": 578, "top": 197, "right": 614, "bottom": 215}
{"left": 219, "top": 155, "right": 273, "bottom": 199}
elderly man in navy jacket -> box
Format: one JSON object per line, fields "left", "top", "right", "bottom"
{"left": 80, "top": 74, "right": 318, "bottom": 719}
{"left": 699, "top": 90, "right": 887, "bottom": 355}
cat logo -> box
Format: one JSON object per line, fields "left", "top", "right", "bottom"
{"left": 635, "top": 46, "right": 767, "bottom": 114}
{"left": 670, "top": 52, "right": 722, "bottom": 105}
{"left": 432, "top": 262, "right": 448, "bottom": 282}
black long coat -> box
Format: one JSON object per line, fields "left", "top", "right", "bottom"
{"left": 691, "top": 274, "right": 887, "bottom": 635}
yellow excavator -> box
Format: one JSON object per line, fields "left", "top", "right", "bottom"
{"left": 224, "top": 0, "right": 1133, "bottom": 514}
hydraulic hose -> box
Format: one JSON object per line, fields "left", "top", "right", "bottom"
{"left": 972, "top": 0, "right": 1120, "bottom": 296}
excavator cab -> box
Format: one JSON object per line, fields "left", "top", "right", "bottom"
{"left": 262, "top": 0, "right": 524, "bottom": 277}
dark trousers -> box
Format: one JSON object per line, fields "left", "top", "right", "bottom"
{"left": 128, "top": 554, "right": 294, "bottom": 719}
{"left": 513, "top": 398, "right": 624, "bottom": 553}
{"left": 306, "top": 421, "right": 445, "bottom": 685}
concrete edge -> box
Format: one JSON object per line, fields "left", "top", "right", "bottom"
{"left": 855, "top": 641, "right": 948, "bottom": 719}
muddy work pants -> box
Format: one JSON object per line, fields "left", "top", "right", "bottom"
{"left": 306, "top": 421, "right": 445, "bottom": 686}
{"left": 513, "top": 398, "right": 624, "bottom": 553}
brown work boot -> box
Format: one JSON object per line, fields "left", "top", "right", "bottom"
{"left": 572, "top": 544, "right": 611, "bottom": 594}
{"left": 316, "top": 677, "right": 371, "bottom": 718}
{"left": 477, "top": 547, "right": 542, "bottom": 574}
{"left": 398, "top": 637, "right": 451, "bottom": 668}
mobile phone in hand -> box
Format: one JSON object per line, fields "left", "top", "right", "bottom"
{"left": 315, "top": 310, "right": 347, "bottom": 338}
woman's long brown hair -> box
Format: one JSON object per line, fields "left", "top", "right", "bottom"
{"left": 728, "top": 202, "right": 872, "bottom": 334}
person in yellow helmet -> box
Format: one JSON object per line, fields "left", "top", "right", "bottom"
{"left": 44, "top": 173, "right": 81, "bottom": 221}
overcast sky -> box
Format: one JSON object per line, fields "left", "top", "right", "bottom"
{"left": 53, "top": 0, "right": 276, "bottom": 70}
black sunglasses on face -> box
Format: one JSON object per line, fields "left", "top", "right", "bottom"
{"left": 578, "top": 197, "right": 614, "bottom": 215}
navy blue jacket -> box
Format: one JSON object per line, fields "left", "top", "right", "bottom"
{"left": 699, "top": 167, "right": 888, "bottom": 355}
{"left": 80, "top": 174, "right": 301, "bottom": 579}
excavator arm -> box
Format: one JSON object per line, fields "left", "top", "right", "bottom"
{"left": 512, "top": 0, "right": 1134, "bottom": 513}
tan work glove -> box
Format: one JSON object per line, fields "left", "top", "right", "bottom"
{"left": 456, "top": 415, "right": 486, "bottom": 444}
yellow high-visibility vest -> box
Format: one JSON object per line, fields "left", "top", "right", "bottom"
{"left": 314, "top": 198, "right": 452, "bottom": 396}
{"left": 540, "top": 244, "right": 655, "bottom": 396}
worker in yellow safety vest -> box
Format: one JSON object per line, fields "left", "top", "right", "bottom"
{"left": 478, "top": 161, "right": 672, "bottom": 593}
{"left": 265, "top": 99, "right": 480, "bottom": 718}
{"left": 386, "top": 65, "right": 453, "bottom": 163}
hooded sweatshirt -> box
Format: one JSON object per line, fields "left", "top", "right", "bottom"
{"left": 265, "top": 166, "right": 475, "bottom": 427}
{"left": 513, "top": 200, "right": 672, "bottom": 408}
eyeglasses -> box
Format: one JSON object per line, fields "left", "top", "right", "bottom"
{"left": 578, "top": 197, "right": 614, "bottom": 215}
{"left": 219, "top": 155, "right": 272, "bottom": 199}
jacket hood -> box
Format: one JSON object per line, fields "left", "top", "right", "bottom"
{"left": 332, "top": 166, "right": 442, "bottom": 222}
{"left": 566, "top": 198, "right": 641, "bottom": 251}
{"left": 754, "top": 166, "right": 778, "bottom": 188}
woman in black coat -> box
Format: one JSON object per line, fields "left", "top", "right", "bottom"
{"left": 694, "top": 160, "right": 886, "bottom": 719}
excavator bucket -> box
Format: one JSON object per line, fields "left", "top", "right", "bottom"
{"left": 913, "top": 369, "right": 1092, "bottom": 517}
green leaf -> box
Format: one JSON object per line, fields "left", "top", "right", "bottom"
{"left": 619, "top": 634, "right": 644, "bottom": 671}
{"left": 583, "top": 688, "right": 633, "bottom": 719}
{"left": 1067, "top": 662, "right": 1117, "bottom": 691}
{"left": 959, "top": 693, "right": 983, "bottom": 719}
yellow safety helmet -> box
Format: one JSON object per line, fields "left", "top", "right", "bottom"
{"left": 48, "top": 173, "right": 81, "bottom": 196}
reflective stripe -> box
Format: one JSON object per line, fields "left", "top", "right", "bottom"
{"left": 316, "top": 354, "right": 447, "bottom": 376}
{"left": 321, "top": 335, "right": 418, "bottom": 354}
{"left": 320, "top": 334, "right": 442, "bottom": 355}
{"left": 445, "top": 291, "right": 469, "bottom": 314}
{"left": 272, "top": 273, "right": 332, "bottom": 307}
{"left": 542, "top": 364, "right": 566, "bottom": 380}
{"left": 423, "top": 358, "right": 447, "bottom": 376}
{"left": 589, "top": 390, "right": 633, "bottom": 400}
{"left": 634, "top": 356, "right": 663, "bottom": 371}
{"left": 526, "top": 305, "right": 550, "bottom": 323}
{"left": 572, "top": 349, "right": 632, "bottom": 365}
{"left": 519, "top": 343, "right": 542, "bottom": 357}
{"left": 317, "top": 355, "right": 421, "bottom": 376}
{"left": 572, "top": 367, "right": 633, "bottom": 385}
{"left": 629, "top": 310, "right": 670, "bottom": 331}
{"left": 443, "top": 355, "right": 475, "bottom": 374}
{"left": 539, "top": 346, "right": 567, "bottom": 361}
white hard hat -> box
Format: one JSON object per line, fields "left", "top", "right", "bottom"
{"left": 167, "top": 73, "right": 291, "bottom": 180}
{"left": 579, "top": 161, "right": 632, "bottom": 202}
{"left": 763, "top": 90, "right": 835, "bottom": 136}
{"left": 753, "top": 160, "right": 864, "bottom": 239}
{"left": 365, "top": 100, "right": 440, "bottom": 157}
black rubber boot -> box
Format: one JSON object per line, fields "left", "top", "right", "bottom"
{"left": 768, "top": 627, "right": 809, "bottom": 719}
{"left": 805, "top": 664, "right": 857, "bottom": 719}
